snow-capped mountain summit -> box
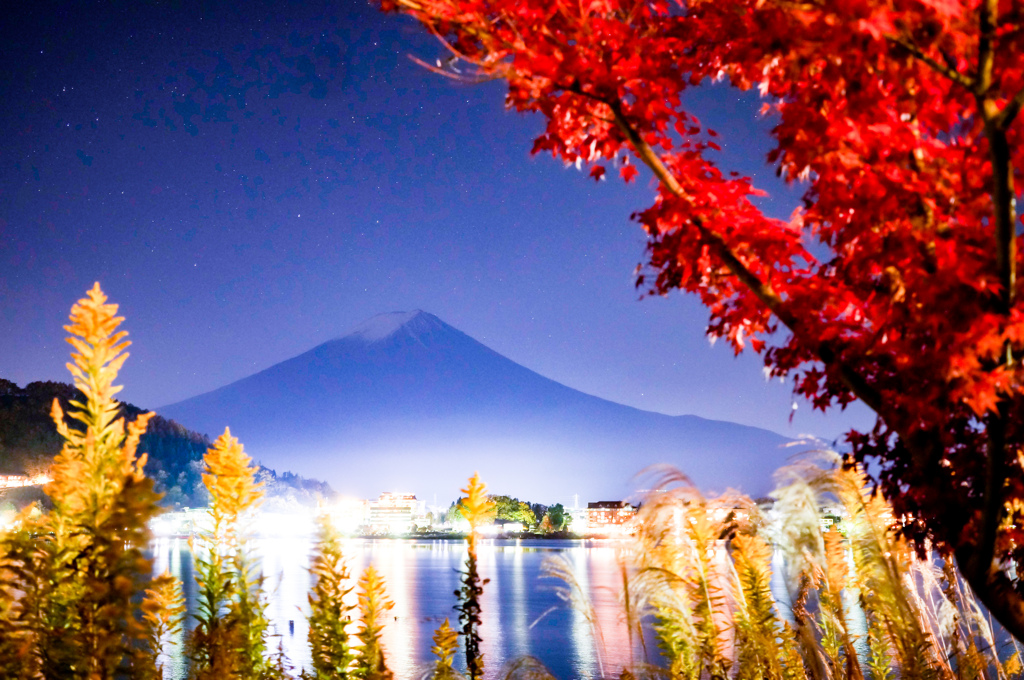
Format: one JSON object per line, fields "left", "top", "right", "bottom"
{"left": 346, "top": 310, "right": 444, "bottom": 342}
{"left": 160, "top": 311, "right": 796, "bottom": 500}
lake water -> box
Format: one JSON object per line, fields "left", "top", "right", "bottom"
{"left": 150, "top": 537, "right": 642, "bottom": 680}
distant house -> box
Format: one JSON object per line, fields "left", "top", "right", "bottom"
{"left": 369, "top": 492, "right": 420, "bottom": 534}
{"left": 0, "top": 473, "right": 29, "bottom": 489}
{"left": 819, "top": 504, "right": 848, "bottom": 531}
{"left": 0, "top": 471, "right": 49, "bottom": 490}
{"left": 586, "top": 501, "right": 638, "bottom": 535}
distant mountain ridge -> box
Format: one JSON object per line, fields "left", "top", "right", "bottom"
{"left": 161, "top": 311, "right": 800, "bottom": 502}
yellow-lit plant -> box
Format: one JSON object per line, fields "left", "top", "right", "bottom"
{"left": 0, "top": 283, "right": 181, "bottom": 679}
{"left": 831, "top": 463, "right": 944, "bottom": 680}
{"left": 628, "top": 469, "right": 733, "bottom": 680}
{"left": 135, "top": 571, "right": 188, "bottom": 680}
{"left": 429, "top": 618, "right": 461, "bottom": 680}
{"left": 187, "top": 427, "right": 275, "bottom": 680}
{"left": 455, "top": 472, "right": 495, "bottom": 680}
{"left": 820, "top": 527, "right": 861, "bottom": 680}
{"left": 534, "top": 455, "right": 1024, "bottom": 680}
{"left": 48, "top": 283, "right": 153, "bottom": 518}
{"left": 354, "top": 564, "right": 394, "bottom": 680}
{"left": 0, "top": 509, "right": 58, "bottom": 678}
{"left": 305, "top": 515, "right": 358, "bottom": 680}
{"left": 730, "top": 533, "right": 803, "bottom": 680}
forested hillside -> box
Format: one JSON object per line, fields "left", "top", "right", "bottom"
{"left": 0, "top": 378, "right": 334, "bottom": 509}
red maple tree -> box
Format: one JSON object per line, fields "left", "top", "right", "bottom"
{"left": 380, "top": 0, "right": 1024, "bottom": 638}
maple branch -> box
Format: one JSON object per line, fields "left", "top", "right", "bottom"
{"left": 605, "top": 101, "right": 885, "bottom": 416}
{"left": 962, "top": 404, "right": 1013, "bottom": 619}
{"left": 977, "top": 0, "right": 998, "bottom": 95}
{"left": 885, "top": 36, "right": 974, "bottom": 90}
{"left": 866, "top": 8, "right": 1018, "bottom": 598}
{"left": 407, "top": 54, "right": 497, "bottom": 83}
{"left": 971, "top": 122, "right": 1017, "bottom": 609}
{"left": 979, "top": 115, "right": 1016, "bottom": 362}
{"left": 968, "top": 0, "right": 1018, "bottom": 612}
{"left": 996, "top": 84, "right": 1024, "bottom": 130}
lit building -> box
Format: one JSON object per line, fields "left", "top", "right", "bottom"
{"left": 586, "top": 501, "right": 638, "bottom": 535}
{"left": 0, "top": 474, "right": 29, "bottom": 489}
{"left": 819, "top": 505, "right": 848, "bottom": 530}
{"left": 0, "top": 472, "right": 51, "bottom": 489}
{"left": 369, "top": 492, "right": 420, "bottom": 534}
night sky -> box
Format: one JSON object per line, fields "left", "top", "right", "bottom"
{"left": 1, "top": 0, "right": 873, "bottom": 441}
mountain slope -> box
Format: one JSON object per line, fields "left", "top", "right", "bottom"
{"left": 161, "top": 311, "right": 799, "bottom": 501}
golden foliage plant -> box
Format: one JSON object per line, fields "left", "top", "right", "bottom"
{"left": 354, "top": 565, "right": 394, "bottom": 680}
{"left": 134, "top": 571, "right": 187, "bottom": 680}
{"left": 456, "top": 472, "right": 495, "bottom": 680}
{"left": 628, "top": 468, "right": 734, "bottom": 680}
{"left": 459, "top": 473, "right": 496, "bottom": 533}
{"left": 48, "top": 282, "right": 153, "bottom": 518}
{"left": 832, "top": 463, "right": 946, "bottom": 680}
{"left": 429, "top": 618, "right": 461, "bottom": 680}
{"left": 730, "top": 533, "right": 801, "bottom": 680}
{"left": 0, "top": 283, "right": 182, "bottom": 680}
{"left": 187, "top": 428, "right": 277, "bottom": 680}
{"left": 305, "top": 515, "right": 358, "bottom": 680}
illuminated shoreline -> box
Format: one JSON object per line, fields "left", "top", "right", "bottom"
{"left": 147, "top": 509, "right": 619, "bottom": 541}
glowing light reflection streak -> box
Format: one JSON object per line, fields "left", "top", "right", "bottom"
{"left": 568, "top": 543, "right": 598, "bottom": 677}
{"left": 352, "top": 540, "right": 418, "bottom": 679}
{"left": 589, "top": 542, "right": 635, "bottom": 673}
{"left": 508, "top": 541, "right": 529, "bottom": 659}
{"left": 256, "top": 537, "right": 315, "bottom": 668}
{"left": 478, "top": 539, "right": 503, "bottom": 670}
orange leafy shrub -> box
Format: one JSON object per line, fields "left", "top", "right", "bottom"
{"left": 0, "top": 283, "right": 183, "bottom": 679}
{"left": 354, "top": 565, "right": 394, "bottom": 680}
{"left": 48, "top": 283, "right": 153, "bottom": 518}
{"left": 187, "top": 428, "right": 279, "bottom": 680}
{"left": 454, "top": 472, "right": 495, "bottom": 680}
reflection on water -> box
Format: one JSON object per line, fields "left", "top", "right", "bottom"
{"left": 150, "top": 537, "right": 639, "bottom": 679}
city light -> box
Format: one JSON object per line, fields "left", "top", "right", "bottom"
{"left": 0, "top": 472, "right": 52, "bottom": 490}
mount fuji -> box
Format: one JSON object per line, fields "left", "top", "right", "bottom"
{"left": 160, "top": 311, "right": 800, "bottom": 502}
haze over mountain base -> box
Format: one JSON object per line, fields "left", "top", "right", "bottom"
{"left": 161, "top": 311, "right": 800, "bottom": 503}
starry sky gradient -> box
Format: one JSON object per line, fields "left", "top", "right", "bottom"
{"left": 1, "top": 0, "right": 873, "bottom": 442}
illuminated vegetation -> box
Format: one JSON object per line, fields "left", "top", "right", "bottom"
{"left": 354, "top": 565, "right": 394, "bottom": 680}
{"left": 455, "top": 472, "right": 495, "bottom": 680}
{"left": 305, "top": 517, "right": 358, "bottom": 680}
{"left": 0, "top": 283, "right": 181, "bottom": 679}
{"left": 186, "top": 428, "right": 278, "bottom": 679}
{"left": 429, "top": 619, "right": 460, "bottom": 680}
{"left": 5, "top": 286, "right": 1024, "bottom": 680}
{"left": 136, "top": 572, "right": 187, "bottom": 680}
